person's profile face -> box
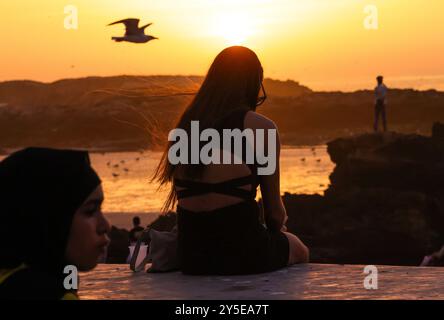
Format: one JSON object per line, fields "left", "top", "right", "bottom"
{"left": 65, "top": 185, "right": 111, "bottom": 271}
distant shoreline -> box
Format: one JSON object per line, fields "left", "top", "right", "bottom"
{"left": 0, "top": 143, "right": 327, "bottom": 156}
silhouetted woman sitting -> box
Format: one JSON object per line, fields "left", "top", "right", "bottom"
{"left": 153, "top": 46, "right": 309, "bottom": 275}
{"left": 0, "top": 148, "right": 111, "bottom": 299}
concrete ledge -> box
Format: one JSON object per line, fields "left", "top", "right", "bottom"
{"left": 79, "top": 264, "right": 444, "bottom": 300}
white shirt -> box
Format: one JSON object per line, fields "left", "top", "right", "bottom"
{"left": 375, "top": 84, "right": 388, "bottom": 103}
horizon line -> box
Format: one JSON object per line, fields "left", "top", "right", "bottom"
{"left": 0, "top": 74, "right": 443, "bottom": 94}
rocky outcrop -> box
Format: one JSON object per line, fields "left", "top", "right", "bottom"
{"left": 285, "top": 124, "right": 444, "bottom": 266}
{"left": 284, "top": 190, "right": 443, "bottom": 265}
{"left": 433, "top": 122, "right": 444, "bottom": 139}
{"left": 327, "top": 132, "right": 444, "bottom": 193}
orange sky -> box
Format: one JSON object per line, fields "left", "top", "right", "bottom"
{"left": 1, "top": 0, "right": 443, "bottom": 91}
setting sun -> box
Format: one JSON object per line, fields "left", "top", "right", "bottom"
{"left": 212, "top": 12, "right": 257, "bottom": 45}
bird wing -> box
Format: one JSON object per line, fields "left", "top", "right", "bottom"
{"left": 108, "top": 18, "right": 141, "bottom": 36}
{"left": 140, "top": 23, "right": 153, "bottom": 30}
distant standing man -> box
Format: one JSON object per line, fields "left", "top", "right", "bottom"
{"left": 374, "top": 75, "right": 388, "bottom": 132}
{"left": 129, "top": 216, "right": 144, "bottom": 244}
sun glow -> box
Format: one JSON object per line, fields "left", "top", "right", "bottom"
{"left": 212, "top": 12, "right": 257, "bottom": 45}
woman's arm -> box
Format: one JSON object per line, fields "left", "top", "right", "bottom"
{"left": 245, "top": 112, "right": 287, "bottom": 232}
{"left": 259, "top": 127, "right": 287, "bottom": 232}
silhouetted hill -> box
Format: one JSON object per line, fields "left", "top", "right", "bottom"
{"left": 1, "top": 75, "right": 443, "bottom": 152}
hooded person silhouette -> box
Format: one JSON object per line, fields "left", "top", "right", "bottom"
{"left": 0, "top": 147, "right": 110, "bottom": 299}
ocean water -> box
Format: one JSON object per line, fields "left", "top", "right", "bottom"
{"left": 89, "top": 146, "right": 334, "bottom": 229}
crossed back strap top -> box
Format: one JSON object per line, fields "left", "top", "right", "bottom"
{"left": 174, "top": 109, "right": 260, "bottom": 203}
{"left": 175, "top": 174, "right": 257, "bottom": 201}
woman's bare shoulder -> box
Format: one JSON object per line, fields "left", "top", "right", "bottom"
{"left": 244, "top": 111, "right": 277, "bottom": 130}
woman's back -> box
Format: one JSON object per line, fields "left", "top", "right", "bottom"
{"left": 174, "top": 110, "right": 290, "bottom": 275}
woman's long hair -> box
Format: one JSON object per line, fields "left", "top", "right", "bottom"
{"left": 152, "top": 46, "right": 265, "bottom": 211}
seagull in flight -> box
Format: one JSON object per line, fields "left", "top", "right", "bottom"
{"left": 108, "top": 18, "right": 158, "bottom": 44}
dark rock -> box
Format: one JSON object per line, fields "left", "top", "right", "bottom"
{"left": 327, "top": 132, "right": 444, "bottom": 193}
{"left": 327, "top": 133, "right": 392, "bottom": 164}
{"left": 433, "top": 122, "right": 444, "bottom": 139}
{"left": 289, "top": 126, "right": 444, "bottom": 266}
{"left": 329, "top": 156, "right": 444, "bottom": 193}
{"left": 106, "top": 226, "right": 130, "bottom": 264}
{"left": 284, "top": 189, "right": 444, "bottom": 266}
